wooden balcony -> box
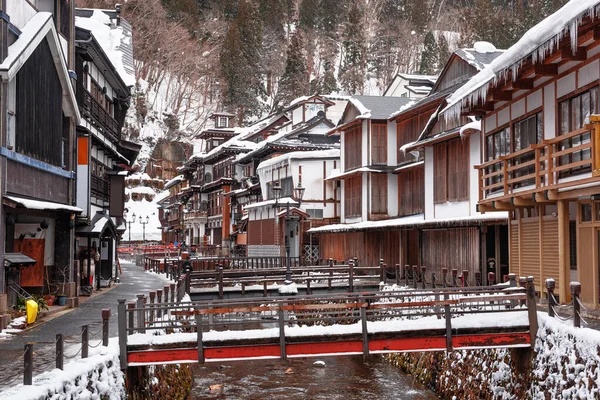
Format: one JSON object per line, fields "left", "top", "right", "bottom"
{"left": 476, "top": 123, "right": 600, "bottom": 206}
{"left": 183, "top": 210, "right": 207, "bottom": 221}
{"left": 168, "top": 212, "right": 180, "bottom": 223}
{"left": 81, "top": 90, "right": 120, "bottom": 143}
{"left": 91, "top": 174, "right": 109, "bottom": 203}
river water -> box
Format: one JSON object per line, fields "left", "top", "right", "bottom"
{"left": 190, "top": 355, "right": 437, "bottom": 399}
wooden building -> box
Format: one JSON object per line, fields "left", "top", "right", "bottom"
{"left": 443, "top": 2, "right": 600, "bottom": 305}
{"left": 0, "top": 1, "right": 81, "bottom": 314}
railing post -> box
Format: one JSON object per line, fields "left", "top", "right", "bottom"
{"left": 519, "top": 277, "right": 527, "bottom": 307}
{"left": 118, "top": 299, "right": 128, "bottom": 370}
{"left": 360, "top": 299, "right": 369, "bottom": 361}
{"left": 421, "top": 266, "right": 427, "bottom": 289}
{"left": 136, "top": 294, "right": 146, "bottom": 334}
{"left": 102, "top": 308, "right": 110, "bottom": 347}
{"left": 328, "top": 258, "right": 334, "bottom": 290}
{"left": 196, "top": 313, "right": 204, "bottom": 364}
{"left": 278, "top": 306, "right": 286, "bottom": 360}
{"left": 156, "top": 289, "right": 163, "bottom": 320}
{"left": 24, "top": 343, "right": 33, "bottom": 385}
{"left": 571, "top": 281, "right": 582, "bottom": 328}
{"left": 546, "top": 278, "right": 555, "bottom": 318}
{"left": 412, "top": 265, "right": 418, "bottom": 289}
{"left": 526, "top": 277, "right": 538, "bottom": 348}
{"left": 488, "top": 272, "right": 496, "bottom": 286}
{"left": 451, "top": 269, "right": 458, "bottom": 288}
{"left": 395, "top": 264, "right": 400, "bottom": 286}
{"left": 82, "top": 325, "right": 89, "bottom": 359}
{"left": 306, "top": 278, "right": 311, "bottom": 295}
{"left": 442, "top": 268, "right": 448, "bottom": 288}
{"left": 127, "top": 302, "right": 135, "bottom": 334}
{"left": 379, "top": 259, "right": 384, "bottom": 283}
{"left": 444, "top": 294, "right": 452, "bottom": 352}
{"left": 349, "top": 260, "right": 354, "bottom": 293}
{"left": 149, "top": 291, "right": 156, "bottom": 323}
{"left": 56, "top": 334, "right": 64, "bottom": 370}
{"left": 508, "top": 273, "right": 517, "bottom": 288}
{"left": 263, "top": 281, "right": 268, "bottom": 297}
{"left": 218, "top": 267, "right": 224, "bottom": 300}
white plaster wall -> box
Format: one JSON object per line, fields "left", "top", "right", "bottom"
{"left": 388, "top": 173, "right": 398, "bottom": 216}
{"left": 387, "top": 120, "right": 397, "bottom": 166}
{"left": 6, "top": 0, "right": 37, "bottom": 29}
{"left": 362, "top": 171, "right": 368, "bottom": 220}
{"left": 498, "top": 107, "right": 510, "bottom": 127}
{"left": 527, "top": 89, "right": 543, "bottom": 112}
{"left": 362, "top": 120, "right": 368, "bottom": 167}
{"left": 469, "top": 133, "right": 481, "bottom": 215}
{"left": 484, "top": 114, "right": 496, "bottom": 133}
{"left": 557, "top": 72, "right": 576, "bottom": 98}
{"left": 434, "top": 201, "right": 470, "bottom": 218}
{"left": 424, "top": 147, "right": 434, "bottom": 220}
{"left": 292, "top": 107, "right": 303, "bottom": 126}
{"left": 543, "top": 84, "right": 556, "bottom": 139}
{"left": 578, "top": 60, "right": 599, "bottom": 88}
{"left": 511, "top": 99, "right": 525, "bottom": 119}
{"left": 77, "top": 165, "right": 90, "bottom": 217}
{"left": 341, "top": 179, "right": 346, "bottom": 223}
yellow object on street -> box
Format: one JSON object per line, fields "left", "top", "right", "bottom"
{"left": 26, "top": 299, "right": 38, "bottom": 324}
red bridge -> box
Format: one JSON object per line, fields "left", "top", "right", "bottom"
{"left": 117, "top": 279, "right": 538, "bottom": 368}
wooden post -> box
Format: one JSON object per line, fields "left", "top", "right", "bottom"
{"left": 508, "top": 273, "right": 517, "bottom": 287}
{"left": 185, "top": 273, "right": 191, "bottom": 295}
{"left": 360, "top": 301, "right": 369, "bottom": 361}
{"left": 102, "top": 308, "right": 110, "bottom": 347}
{"left": 546, "top": 278, "right": 556, "bottom": 318}
{"left": 571, "top": 282, "right": 582, "bottom": 328}
{"left": 218, "top": 267, "right": 224, "bottom": 300}
{"left": 306, "top": 278, "right": 311, "bottom": 295}
{"left": 412, "top": 265, "right": 418, "bottom": 289}
{"left": 444, "top": 295, "right": 452, "bottom": 352}
{"left": 442, "top": 268, "right": 448, "bottom": 288}
{"left": 24, "top": 343, "right": 33, "bottom": 385}
{"left": 163, "top": 285, "right": 170, "bottom": 306}
{"left": 421, "top": 266, "right": 427, "bottom": 289}
{"left": 156, "top": 290, "right": 163, "bottom": 320}
{"left": 149, "top": 291, "right": 156, "bottom": 323}
{"left": 118, "top": 299, "right": 128, "bottom": 370}
{"left": 127, "top": 302, "right": 135, "bottom": 334}
{"left": 263, "top": 281, "right": 268, "bottom": 297}
{"left": 82, "top": 325, "right": 89, "bottom": 359}
{"left": 349, "top": 260, "right": 354, "bottom": 293}
{"left": 526, "top": 277, "right": 538, "bottom": 349}
{"left": 196, "top": 313, "right": 204, "bottom": 364}
{"left": 328, "top": 258, "right": 334, "bottom": 290}
{"left": 558, "top": 199, "right": 570, "bottom": 303}
{"left": 136, "top": 294, "right": 145, "bottom": 334}
{"left": 278, "top": 307, "right": 286, "bottom": 360}
{"left": 519, "top": 277, "right": 527, "bottom": 307}
{"left": 379, "top": 259, "right": 384, "bottom": 283}
{"left": 56, "top": 334, "right": 64, "bottom": 370}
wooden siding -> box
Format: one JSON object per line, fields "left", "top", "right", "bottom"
{"left": 6, "top": 161, "right": 69, "bottom": 204}
{"left": 344, "top": 176, "right": 362, "bottom": 217}
{"left": 521, "top": 218, "right": 541, "bottom": 284}
{"left": 344, "top": 125, "right": 362, "bottom": 171}
{"left": 542, "top": 217, "right": 559, "bottom": 291}
{"left": 318, "top": 231, "right": 400, "bottom": 267}
{"left": 434, "top": 138, "right": 469, "bottom": 203}
{"left": 371, "top": 173, "right": 387, "bottom": 214}
{"left": 247, "top": 219, "right": 276, "bottom": 246}
{"left": 421, "top": 228, "right": 480, "bottom": 279}
{"left": 371, "top": 123, "right": 387, "bottom": 165}
{"left": 433, "top": 142, "right": 447, "bottom": 203}
{"left": 509, "top": 221, "right": 519, "bottom": 277}
{"left": 435, "top": 56, "right": 477, "bottom": 92}
{"left": 16, "top": 39, "right": 64, "bottom": 167}
{"left": 398, "top": 167, "right": 424, "bottom": 216}
{"left": 397, "top": 116, "right": 422, "bottom": 164}
{"left": 578, "top": 225, "right": 595, "bottom": 304}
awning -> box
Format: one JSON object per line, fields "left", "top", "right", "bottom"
{"left": 4, "top": 195, "right": 83, "bottom": 214}
{"left": 76, "top": 213, "right": 117, "bottom": 238}
{"left": 4, "top": 252, "right": 37, "bottom": 267}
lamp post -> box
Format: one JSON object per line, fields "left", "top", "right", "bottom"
{"left": 127, "top": 212, "right": 136, "bottom": 243}
{"left": 272, "top": 183, "right": 305, "bottom": 285}
{"left": 139, "top": 215, "right": 150, "bottom": 248}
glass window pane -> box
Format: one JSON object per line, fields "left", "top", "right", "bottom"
{"left": 559, "top": 101, "right": 569, "bottom": 135}
{"left": 571, "top": 96, "right": 582, "bottom": 130}
{"left": 582, "top": 91, "right": 591, "bottom": 125}
{"left": 537, "top": 112, "right": 543, "bottom": 144}
{"left": 581, "top": 203, "right": 593, "bottom": 222}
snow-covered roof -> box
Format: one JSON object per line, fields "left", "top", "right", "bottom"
{"left": 406, "top": 85, "right": 432, "bottom": 94}
{"left": 454, "top": 44, "right": 506, "bottom": 71}
{"left": 257, "top": 149, "right": 340, "bottom": 172}
{"left": 324, "top": 167, "right": 386, "bottom": 181}
{"left": 346, "top": 96, "right": 415, "bottom": 120}
{"left": 244, "top": 197, "right": 299, "bottom": 210}
{"left": 75, "top": 9, "right": 135, "bottom": 86}
{"left": 126, "top": 186, "right": 156, "bottom": 195}
{"left": 308, "top": 213, "right": 508, "bottom": 233}
{"left": 460, "top": 119, "right": 482, "bottom": 137}
{"left": 388, "top": 99, "right": 419, "bottom": 119}
{"left": 164, "top": 175, "right": 184, "bottom": 190}
{"left": 0, "top": 12, "right": 80, "bottom": 121}
{"left": 5, "top": 195, "right": 84, "bottom": 214}
{"left": 444, "top": 1, "right": 600, "bottom": 119}
{"left": 393, "top": 161, "right": 424, "bottom": 173}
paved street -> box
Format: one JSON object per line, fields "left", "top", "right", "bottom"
{"left": 0, "top": 261, "right": 170, "bottom": 391}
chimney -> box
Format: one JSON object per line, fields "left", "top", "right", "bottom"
{"left": 115, "top": 4, "right": 121, "bottom": 26}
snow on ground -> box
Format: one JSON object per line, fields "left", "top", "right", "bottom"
{"left": 1, "top": 339, "right": 124, "bottom": 400}
{"left": 0, "top": 317, "right": 26, "bottom": 340}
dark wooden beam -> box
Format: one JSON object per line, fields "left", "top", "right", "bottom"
{"left": 512, "top": 78, "right": 534, "bottom": 90}
{"left": 491, "top": 91, "right": 512, "bottom": 102}
{"left": 561, "top": 46, "right": 587, "bottom": 61}
{"left": 511, "top": 197, "right": 534, "bottom": 207}
{"left": 534, "top": 63, "right": 558, "bottom": 76}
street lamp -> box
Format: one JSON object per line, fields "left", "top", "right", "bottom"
{"left": 127, "top": 212, "right": 136, "bottom": 243}
{"left": 272, "top": 182, "right": 305, "bottom": 285}
{"left": 139, "top": 215, "right": 150, "bottom": 246}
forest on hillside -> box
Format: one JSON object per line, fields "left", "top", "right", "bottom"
{"left": 76, "top": 0, "right": 568, "bottom": 144}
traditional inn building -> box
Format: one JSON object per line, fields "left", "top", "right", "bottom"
{"left": 442, "top": 1, "right": 600, "bottom": 305}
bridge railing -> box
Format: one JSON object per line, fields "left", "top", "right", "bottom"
{"left": 118, "top": 280, "right": 539, "bottom": 368}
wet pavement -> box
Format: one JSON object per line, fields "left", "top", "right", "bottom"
{"left": 0, "top": 261, "right": 169, "bottom": 391}
{"left": 191, "top": 356, "right": 437, "bottom": 399}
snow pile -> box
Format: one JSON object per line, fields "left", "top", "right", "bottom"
{"left": 0, "top": 316, "right": 27, "bottom": 339}
{"left": 1, "top": 340, "right": 124, "bottom": 400}
{"left": 277, "top": 282, "right": 299, "bottom": 295}
{"left": 473, "top": 41, "right": 497, "bottom": 54}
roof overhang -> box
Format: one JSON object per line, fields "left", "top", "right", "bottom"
{"left": 0, "top": 13, "right": 80, "bottom": 122}
{"left": 4, "top": 252, "right": 37, "bottom": 267}
{"left": 4, "top": 194, "right": 84, "bottom": 214}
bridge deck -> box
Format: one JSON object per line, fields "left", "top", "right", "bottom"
{"left": 118, "top": 283, "right": 539, "bottom": 368}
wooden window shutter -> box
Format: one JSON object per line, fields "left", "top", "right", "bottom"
{"left": 434, "top": 142, "right": 448, "bottom": 203}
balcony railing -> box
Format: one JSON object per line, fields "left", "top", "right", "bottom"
{"left": 477, "top": 125, "right": 598, "bottom": 202}
{"left": 167, "top": 212, "right": 180, "bottom": 222}
{"left": 91, "top": 174, "right": 109, "bottom": 203}
{"left": 183, "top": 210, "right": 207, "bottom": 221}
{"left": 81, "top": 90, "right": 120, "bottom": 143}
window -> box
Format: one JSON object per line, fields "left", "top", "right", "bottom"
{"left": 581, "top": 203, "right": 593, "bottom": 222}
{"left": 344, "top": 175, "right": 362, "bottom": 217}
{"left": 558, "top": 86, "right": 597, "bottom": 177}
{"left": 344, "top": 126, "right": 362, "bottom": 171}
{"left": 434, "top": 138, "right": 469, "bottom": 203}
{"left": 218, "top": 116, "right": 228, "bottom": 128}
{"left": 266, "top": 177, "right": 293, "bottom": 199}
{"left": 398, "top": 167, "right": 424, "bottom": 216}
{"left": 371, "top": 123, "right": 387, "bottom": 165}
{"left": 397, "top": 116, "right": 419, "bottom": 164}
{"left": 371, "top": 173, "right": 387, "bottom": 214}
{"left": 306, "top": 209, "right": 324, "bottom": 219}
{"left": 511, "top": 112, "right": 543, "bottom": 187}
{"left": 484, "top": 127, "right": 510, "bottom": 193}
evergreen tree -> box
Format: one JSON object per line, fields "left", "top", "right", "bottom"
{"left": 339, "top": 3, "right": 366, "bottom": 95}
{"left": 419, "top": 31, "right": 437, "bottom": 75}
{"left": 278, "top": 32, "right": 309, "bottom": 106}
{"left": 219, "top": 0, "right": 265, "bottom": 120}
{"left": 299, "top": 0, "right": 320, "bottom": 31}
{"left": 319, "top": 58, "right": 338, "bottom": 95}
{"left": 436, "top": 33, "right": 451, "bottom": 72}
